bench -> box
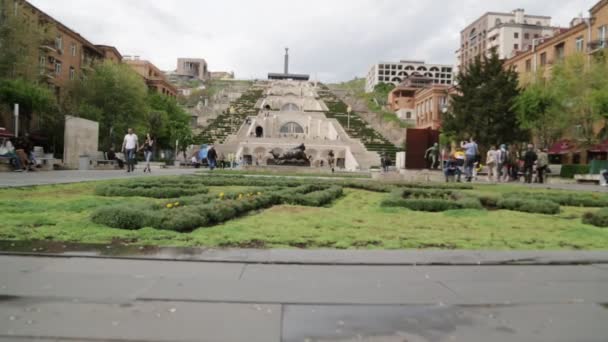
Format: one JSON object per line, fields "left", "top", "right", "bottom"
{"left": 0, "top": 156, "right": 13, "bottom": 171}
{"left": 574, "top": 174, "right": 601, "bottom": 184}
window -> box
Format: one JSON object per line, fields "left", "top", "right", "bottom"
{"left": 55, "top": 62, "right": 62, "bottom": 75}
{"left": 514, "top": 32, "right": 519, "bottom": 39}
{"left": 540, "top": 52, "right": 547, "bottom": 66}
{"left": 534, "top": 34, "right": 540, "bottom": 38}
{"left": 55, "top": 36, "right": 63, "bottom": 50}
{"left": 514, "top": 44, "right": 519, "bottom": 50}
{"left": 600, "top": 26, "right": 607, "bottom": 48}
{"left": 70, "top": 43, "right": 76, "bottom": 56}
{"left": 69, "top": 67, "right": 75, "bottom": 80}
{"left": 279, "top": 122, "right": 304, "bottom": 134}
{"left": 495, "top": 18, "right": 502, "bottom": 26}
{"left": 524, "top": 33, "right": 530, "bottom": 39}
{"left": 576, "top": 36, "right": 584, "bottom": 52}
{"left": 555, "top": 43, "right": 565, "bottom": 60}
{"left": 39, "top": 56, "right": 45, "bottom": 67}
{"left": 525, "top": 59, "right": 532, "bottom": 72}
{"left": 536, "top": 21, "right": 542, "bottom": 26}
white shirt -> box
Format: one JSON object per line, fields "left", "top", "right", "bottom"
{"left": 123, "top": 133, "right": 138, "bottom": 150}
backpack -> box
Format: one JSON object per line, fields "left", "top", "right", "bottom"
{"left": 497, "top": 149, "right": 508, "bottom": 164}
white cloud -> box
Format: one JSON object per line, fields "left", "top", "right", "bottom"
{"left": 29, "top": 0, "right": 593, "bottom": 82}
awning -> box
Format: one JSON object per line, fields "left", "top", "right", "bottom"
{"left": 587, "top": 140, "right": 608, "bottom": 153}
{"left": 0, "top": 127, "right": 15, "bottom": 138}
{"left": 548, "top": 139, "right": 576, "bottom": 155}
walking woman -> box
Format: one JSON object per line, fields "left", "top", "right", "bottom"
{"left": 139, "top": 133, "right": 154, "bottom": 173}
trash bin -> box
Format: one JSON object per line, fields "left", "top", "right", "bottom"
{"left": 79, "top": 155, "right": 90, "bottom": 170}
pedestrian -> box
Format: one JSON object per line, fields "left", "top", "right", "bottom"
{"left": 0, "top": 138, "right": 23, "bottom": 171}
{"left": 486, "top": 145, "right": 498, "bottom": 182}
{"left": 121, "top": 128, "right": 139, "bottom": 173}
{"left": 497, "top": 144, "right": 509, "bottom": 182}
{"left": 207, "top": 145, "right": 218, "bottom": 170}
{"left": 328, "top": 150, "right": 335, "bottom": 173}
{"left": 219, "top": 153, "right": 226, "bottom": 169}
{"left": 424, "top": 143, "right": 440, "bottom": 169}
{"left": 384, "top": 153, "right": 392, "bottom": 172}
{"left": 138, "top": 133, "right": 153, "bottom": 173}
{"left": 536, "top": 147, "right": 549, "bottom": 184}
{"left": 461, "top": 137, "right": 478, "bottom": 182}
{"left": 508, "top": 144, "right": 520, "bottom": 181}
{"left": 227, "top": 152, "right": 235, "bottom": 169}
{"left": 523, "top": 144, "right": 537, "bottom": 184}
{"left": 444, "top": 155, "right": 461, "bottom": 182}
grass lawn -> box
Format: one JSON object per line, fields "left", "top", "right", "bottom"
{"left": 1, "top": 179, "right": 607, "bottom": 250}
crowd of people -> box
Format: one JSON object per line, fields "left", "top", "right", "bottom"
{"left": 0, "top": 134, "right": 39, "bottom": 172}
{"left": 442, "top": 138, "right": 549, "bottom": 184}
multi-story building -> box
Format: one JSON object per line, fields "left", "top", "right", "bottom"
{"left": 124, "top": 57, "right": 177, "bottom": 98}
{"left": 387, "top": 77, "right": 451, "bottom": 130}
{"left": 505, "top": 0, "right": 608, "bottom": 85}
{"left": 457, "top": 9, "right": 555, "bottom": 73}
{"left": 176, "top": 58, "right": 209, "bottom": 81}
{"left": 365, "top": 61, "right": 453, "bottom": 93}
{"left": 1, "top": 0, "right": 122, "bottom": 134}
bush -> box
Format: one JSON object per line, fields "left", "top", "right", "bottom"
{"left": 496, "top": 198, "right": 560, "bottom": 215}
{"left": 504, "top": 192, "right": 608, "bottom": 207}
{"left": 95, "top": 184, "right": 208, "bottom": 198}
{"left": 582, "top": 208, "right": 608, "bottom": 227}
{"left": 381, "top": 197, "right": 480, "bottom": 212}
{"left": 91, "top": 204, "right": 156, "bottom": 229}
{"left": 560, "top": 164, "right": 590, "bottom": 178}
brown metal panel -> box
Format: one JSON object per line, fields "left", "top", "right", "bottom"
{"left": 406, "top": 128, "right": 440, "bottom": 169}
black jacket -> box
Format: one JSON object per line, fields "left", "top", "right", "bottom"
{"left": 207, "top": 148, "right": 217, "bottom": 161}
{"left": 523, "top": 150, "right": 537, "bottom": 168}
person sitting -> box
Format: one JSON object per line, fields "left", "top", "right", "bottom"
{"left": 0, "top": 138, "right": 23, "bottom": 171}
{"left": 191, "top": 155, "right": 201, "bottom": 168}
{"left": 444, "top": 156, "right": 461, "bottom": 182}
{"left": 107, "top": 147, "right": 124, "bottom": 169}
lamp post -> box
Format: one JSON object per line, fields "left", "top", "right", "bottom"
{"left": 13, "top": 103, "right": 19, "bottom": 138}
{"left": 347, "top": 105, "right": 352, "bottom": 130}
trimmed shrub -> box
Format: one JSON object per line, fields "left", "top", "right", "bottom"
{"left": 381, "top": 197, "right": 481, "bottom": 212}
{"left": 95, "top": 184, "right": 208, "bottom": 198}
{"left": 560, "top": 164, "right": 590, "bottom": 178}
{"left": 504, "top": 192, "right": 608, "bottom": 207}
{"left": 91, "top": 204, "right": 156, "bottom": 230}
{"left": 582, "top": 208, "right": 608, "bottom": 227}
{"left": 496, "top": 198, "right": 560, "bottom": 215}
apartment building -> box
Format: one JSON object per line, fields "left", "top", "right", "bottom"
{"left": 457, "top": 9, "right": 555, "bottom": 73}
{"left": 124, "top": 57, "right": 177, "bottom": 98}
{"left": 387, "top": 77, "right": 451, "bottom": 130}
{"left": 176, "top": 58, "right": 209, "bottom": 81}
{"left": 504, "top": 0, "right": 608, "bottom": 85}
{"left": 365, "top": 61, "right": 453, "bottom": 93}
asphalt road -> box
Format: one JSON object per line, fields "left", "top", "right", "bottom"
{"left": 0, "top": 255, "right": 607, "bottom": 341}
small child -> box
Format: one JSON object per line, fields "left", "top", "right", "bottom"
{"left": 473, "top": 162, "right": 484, "bottom": 181}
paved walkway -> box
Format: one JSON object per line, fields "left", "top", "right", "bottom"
{"left": 0, "top": 255, "right": 606, "bottom": 341}
{"left": 0, "top": 169, "right": 200, "bottom": 187}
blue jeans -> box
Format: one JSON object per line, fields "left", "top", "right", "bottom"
{"left": 208, "top": 158, "right": 216, "bottom": 170}
{"left": 464, "top": 155, "right": 475, "bottom": 179}
{"left": 126, "top": 148, "right": 136, "bottom": 171}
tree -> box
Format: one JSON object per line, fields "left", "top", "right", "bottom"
{"left": 147, "top": 92, "right": 193, "bottom": 151}
{"left": 515, "top": 74, "right": 567, "bottom": 148}
{"left": 0, "top": 0, "right": 54, "bottom": 81}
{"left": 63, "top": 61, "right": 149, "bottom": 149}
{"left": 442, "top": 50, "right": 526, "bottom": 148}
{"left": 549, "top": 53, "right": 608, "bottom": 144}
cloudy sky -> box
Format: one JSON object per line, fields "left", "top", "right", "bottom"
{"left": 30, "top": 0, "right": 592, "bottom": 82}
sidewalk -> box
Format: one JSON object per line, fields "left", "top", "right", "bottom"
{"left": 1, "top": 254, "right": 607, "bottom": 341}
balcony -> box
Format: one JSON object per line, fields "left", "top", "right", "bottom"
{"left": 588, "top": 39, "right": 607, "bottom": 52}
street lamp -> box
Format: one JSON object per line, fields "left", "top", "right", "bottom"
{"left": 347, "top": 105, "right": 352, "bottom": 130}
{"left": 13, "top": 103, "right": 19, "bottom": 138}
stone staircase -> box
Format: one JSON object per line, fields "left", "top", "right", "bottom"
{"left": 194, "top": 86, "right": 264, "bottom": 145}
{"left": 317, "top": 85, "right": 402, "bottom": 162}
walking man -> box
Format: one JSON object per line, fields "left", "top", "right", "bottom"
{"left": 486, "top": 145, "right": 498, "bottom": 183}
{"left": 122, "top": 128, "right": 139, "bottom": 173}
{"left": 536, "top": 148, "right": 549, "bottom": 184}
{"left": 497, "top": 144, "right": 509, "bottom": 182}
{"left": 207, "top": 145, "right": 218, "bottom": 170}
{"left": 461, "top": 137, "right": 478, "bottom": 182}
{"left": 523, "top": 144, "right": 537, "bottom": 184}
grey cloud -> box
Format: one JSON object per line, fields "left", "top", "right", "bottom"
{"left": 29, "top": 0, "right": 593, "bottom": 82}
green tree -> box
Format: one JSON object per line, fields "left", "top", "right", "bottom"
{"left": 0, "top": 0, "right": 54, "bottom": 81}
{"left": 64, "top": 61, "right": 149, "bottom": 149}
{"left": 549, "top": 53, "right": 608, "bottom": 144}
{"left": 147, "top": 92, "right": 193, "bottom": 151}
{"left": 443, "top": 50, "right": 526, "bottom": 147}
{"left": 515, "top": 73, "right": 566, "bottom": 148}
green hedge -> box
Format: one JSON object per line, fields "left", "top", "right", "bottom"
{"left": 381, "top": 197, "right": 482, "bottom": 212}
{"left": 582, "top": 208, "right": 608, "bottom": 227}
{"left": 504, "top": 192, "right": 608, "bottom": 207}
{"left": 496, "top": 198, "right": 560, "bottom": 215}
{"left": 560, "top": 164, "right": 590, "bottom": 178}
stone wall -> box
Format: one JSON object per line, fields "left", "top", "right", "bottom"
{"left": 63, "top": 116, "right": 99, "bottom": 169}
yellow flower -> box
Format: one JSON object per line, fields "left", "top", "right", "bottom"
{"left": 219, "top": 192, "right": 225, "bottom": 197}
{"left": 166, "top": 203, "right": 173, "bottom": 208}
{"left": 257, "top": 192, "right": 262, "bottom": 196}
{"left": 238, "top": 194, "right": 243, "bottom": 200}
{"left": 174, "top": 202, "right": 180, "bottom": 206}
